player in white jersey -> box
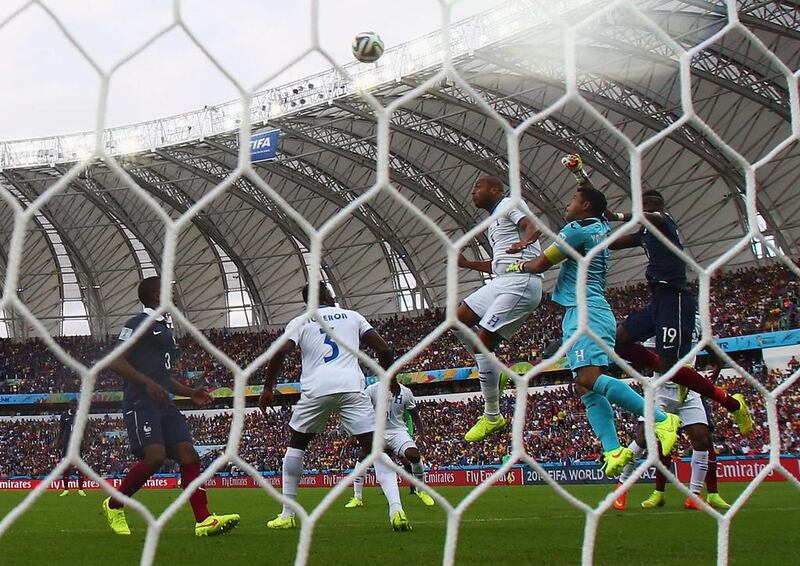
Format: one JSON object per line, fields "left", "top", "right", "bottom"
{"left": 455, "top": 175, "right": 543, "bottom": 442}
{"left": 346, "top": 377, "right": 435, "bottom": 508}
{"left": 259, "top": 284, "right": 411, "bottom": 531}
{"left": 614, "top": 315, "right": 730, "bottom": 510}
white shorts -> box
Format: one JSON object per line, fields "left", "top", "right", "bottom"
{"left": 289, "top": 392, "right": 375, "bottom": 435}
{"left": 463, "top": 274, "right": 542, "bottom": 340}
{"left": 638, "top": 385, "right": 708, "bottom": 427}
{"left": 384, "top": 429, "right": 417, "bottom": 456}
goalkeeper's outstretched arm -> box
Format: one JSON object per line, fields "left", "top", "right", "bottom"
{"left": 562, "top": 152, "right": 662, "bottom": 250}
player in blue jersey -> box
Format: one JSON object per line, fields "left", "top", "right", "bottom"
{"left": 562, "top": 154, "right": 752, "bottom": 436}
{"left": 102, "top": 276, "right": 239, "bottom": 537}
{"left": 508, "top": 185, "right": 681, "bottom": 477}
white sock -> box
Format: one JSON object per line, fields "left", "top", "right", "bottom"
{"left": 353, "top": 474, "right": 364, "bottom": 499}
{"left": 411, "top": 459, "right": 425, "bottom": 489}
{"left": 281, "top": 447, "right": 304, "bottom": 518}
{"left": 617, "top": 440, "right": 645, "bottom": 483}
{"left": 475, "top": 353, "right": 501, "bottom": 420}
{"left": 373, "top": 453, "right": 403, "bottom": 517}
{"left": 690, "top": 450, "right": 709, "bottom": 494}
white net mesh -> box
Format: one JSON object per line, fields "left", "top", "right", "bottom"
{"left": 0, "top": 0, "right": 798, "bottom": 564}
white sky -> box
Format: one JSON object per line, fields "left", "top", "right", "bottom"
{"left": 0, "top": 0, "right": 505, "bottom": 141}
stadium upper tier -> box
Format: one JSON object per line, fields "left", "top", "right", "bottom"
{"left": 0, "top": 263, "right": 797, "bottom": 395}
{"left": 0, "top": 0, "right": 797, "bottom": 337}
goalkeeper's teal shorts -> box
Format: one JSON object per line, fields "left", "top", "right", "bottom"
{"left": 561, "top": 305, "right": 616, "bottom": 371}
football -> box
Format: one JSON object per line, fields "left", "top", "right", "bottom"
{"left": 352, "top": 31, "right": 384, "bottom": 63}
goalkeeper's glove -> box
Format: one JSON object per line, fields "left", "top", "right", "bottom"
{"left": 507, "top": 260, "right": 525, "bottom": 274}
{"left": 561, "top": 153, "right": 588, "bottom": 183}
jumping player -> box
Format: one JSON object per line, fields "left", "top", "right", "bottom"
{"left": 456, "top": 175, "right": 543, "bottom": 441}
{"left": 615, "top": 327, "right": 731, "bottom": 511}
{"left": 103, "top": 276, "right": 239, "bottom": 537}
{"left": 55, "top": 398, "right": 85, "bottom": 497}
{"left": 562, "top": 154, "right": 753, "bottom": 436}
{"left": 346, "top": 376, "right": 435, "bottom": 508}
{"left": 259, "top": 284, "right": 411, "bottom": 531}
{"left": 508, "top": 184, "right": 680, "bottom": 477}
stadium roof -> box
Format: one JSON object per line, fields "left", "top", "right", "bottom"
{"left": 0, "top": 0, "right": 798, "bottom": 337}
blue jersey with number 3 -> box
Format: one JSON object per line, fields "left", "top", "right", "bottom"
{"left": 285, "top": 306, "right": 375, "bottom": 398}
{"left": 552, "top": 217, "right": 611, "bottom": 308}
{"left": 117, "top": 309, "right": 181, "bottom": 410}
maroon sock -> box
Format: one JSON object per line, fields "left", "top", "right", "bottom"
{"left": 181, "top": 462, "right": 211, "bottom": 522}
{"left": 616, "top": 343, "right": 661, "bottom": 371}
{"left": 655, "top": 451, "right": 670, "bottom": 492}
{"left": 706, "top": 447, "right": 718, "bottom": 494}
{"left": 109, "top": 461, "right": 156, "bottom": 509}
{"left": 671, "top": 367, "right": 741, "bottom": 412}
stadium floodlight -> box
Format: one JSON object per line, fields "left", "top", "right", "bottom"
{"left": 116, "top": 136, "right": 142, "bottom": 155}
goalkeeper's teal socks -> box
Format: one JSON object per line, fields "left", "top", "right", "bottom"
{"left": 593, "top": 374, "right": 667, "bottom": 422}
{"left": 580, "top": 391, "right": 620, "bottom": 451}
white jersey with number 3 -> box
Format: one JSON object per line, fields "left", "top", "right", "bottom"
{"left": 488, "top": 197, "right": 542, "bottom": 275}
{"left": 286, "top": 306, "right": 374, "bottom": 398}
{"left": 365, "top": 382, "right": 416, "bottom": 432}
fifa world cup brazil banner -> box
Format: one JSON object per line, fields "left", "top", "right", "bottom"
{"left": 249, "top": 129, "right": 279, "bottom": 162}
{"left": 2, "top": 458, "right": 797, "bottom": 491}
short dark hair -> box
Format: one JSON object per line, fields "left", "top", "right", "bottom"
{"left": 643, "top": 189, "right": 665, "bottom": 201}
{"left": 138, "top": 276, "right": 160, "bottom": 305}
{"left": 301, "top": 283, "right": 333, "bottom": 305}
{"left": 577, "top": 186, "right": 607, "bottom": 216}
{"left": 477, "top": 175, "right": 505, "bottom": 191}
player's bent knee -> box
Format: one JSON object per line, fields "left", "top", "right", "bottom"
{"left": 354, "top": 431, "right": 374, "bottom": 453}
{"left": 289, "top": 429, "right": 315, "bottom": 451}
{"left": 456, "top": 302, "right": 480, "bottom": 326}
{"left": 686, "top": 425, "right": 711, "bottom": 451}
{"left": 142, "top": 444, "right": 167, "bottom": 469}
{"left": 404, "top": 448, "right": 421, "bottom": 463}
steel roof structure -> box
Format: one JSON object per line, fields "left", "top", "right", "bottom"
{"left": 0, "top": 0, "right": 797, "bottom": 337}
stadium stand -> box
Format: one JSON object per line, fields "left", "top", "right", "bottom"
{"left": 0, "top": 263, "right": 798, "bottom": 395}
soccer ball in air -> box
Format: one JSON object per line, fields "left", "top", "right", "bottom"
{"left": 352, "top": 32, "right": 384, "bottom": 63}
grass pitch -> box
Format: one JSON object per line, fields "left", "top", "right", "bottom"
{"left": 0, "top": 482, "right": 797, "bottom": 565}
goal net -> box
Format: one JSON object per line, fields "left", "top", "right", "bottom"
{"left": 0, "top": 0, "right": 798, "bottom": 565}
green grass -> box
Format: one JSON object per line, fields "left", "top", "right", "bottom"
{"left": 0, "top": 482, "right": 797, "bottom": 565}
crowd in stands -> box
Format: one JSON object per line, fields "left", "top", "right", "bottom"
{"left": 0, "top": 262, "right": 798, "bottom": 395}
{"left": 1, "top": 365, "right": 796, "bottom": 478}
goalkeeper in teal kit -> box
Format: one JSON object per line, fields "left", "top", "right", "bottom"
{"left": 508, "top": 182, "right": 681, "bottom": 477}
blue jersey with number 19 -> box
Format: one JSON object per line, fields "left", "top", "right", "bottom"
{"left": 285, "top": 306, "right": 374, "bottom": 398}
{"left": 552, "top": 217, "right": 611, "bottom": 308}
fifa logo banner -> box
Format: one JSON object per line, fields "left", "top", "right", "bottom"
{"left": 250, "top": 129, "right": 280, "bottom": 163}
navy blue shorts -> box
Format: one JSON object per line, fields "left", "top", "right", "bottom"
{"left": 123, "top": 403, "right": 193, "bottom": 458}
{"left": 622, "top": 284, "right": 695, "bottom": 357}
